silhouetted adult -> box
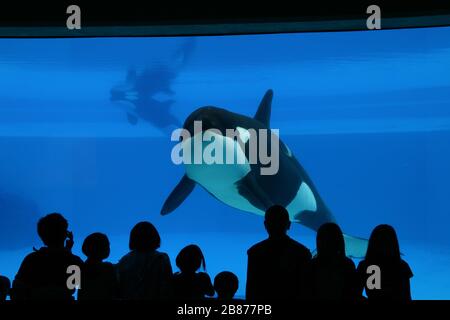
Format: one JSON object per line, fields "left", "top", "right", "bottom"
{"left": 172, "top": 244, "right": 214, "bottom": 299}
{"left": 246, "top": 205, "right": 312, "bottom": 300}
{"left": 0, "top": 275, "right": 10, "bottom": 301}
{"left": 357, "top": 224, "right": 413, "bottom": 300}
{"left": 116, "top": 222, "right": 173, "bottom": 299}
{"left": 214, "top": 271, "right": 239, "bottom": 300}
{"left": 306, "top": 223, "right": 358, "bottom": 300}
{"left": 78, "top": 232, "right": 119, "bottom": 300}
{"left": 11, "top": 213, "right": 83, "bottom": 300}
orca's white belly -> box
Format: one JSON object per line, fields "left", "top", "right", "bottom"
{"left": 184, "top": 131, "right": 265, "bottom": 215}
{"left": 183, "top": 130, "right": 317, "bottom": 219}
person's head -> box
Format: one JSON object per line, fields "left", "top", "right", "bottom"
{"left": 82, "top": 232, "right": 110, "bottom": 262}
{"left": 264, "top": 205, "right": 291, "bottom": 237}
{"left": 176, "top": 244, "right": 206, "bottom": 274}
{"left": 129, "top": 221, "right": 161, "bottom": 252}
{"left": 365, "top": 224, "right": 401, "bottom": 263}
{"left": 0, "top": 276, "right": 11, "bottom": 301}
{"left": 214, "top": 271, "right": 239, "bottom": 299}
{"left": 316, "top": 223, "right": 345, "bottom": 259}
{"left": 37, "top": 213, "right": 69, "bottom": 248}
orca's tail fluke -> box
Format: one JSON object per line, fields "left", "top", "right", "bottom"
{"left": 343, "top": 234, "right": 369, "bottom": 259}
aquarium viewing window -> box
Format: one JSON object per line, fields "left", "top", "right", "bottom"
{"left": 0, "top": 3, "right": 450, "bottom": 305}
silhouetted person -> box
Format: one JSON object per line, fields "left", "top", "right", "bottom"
{"left": 357, "top": 224, "right": 413, "bottom": 300}
{"left": 214, "top": 271, "right": 239, "bottom": 300}
{"left": 0, "top": 275, "right": 10, "bottom": 301}
{"left": 11, "top": 213, "right": 83, "bottom": 300}
{"left": 78, "top": 233, "right": 119, "bottom": 300}
{"left": 116, "top": 222, "right": 173, "bottom": 299}
{"left": 172, "top": 244, "right": 214, "bottom": 299}
{"left": 246, "top": 205, "right": 312, "bottom": 300}
{"left": 306, "top": 223, "right": 358, "bottom": 300}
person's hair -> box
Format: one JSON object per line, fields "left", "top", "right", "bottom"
{"left": 264, "top": 205, "right": 291, "bottom": 236}
{"left": 37, "top": 213, "right": 68, "bottom": 247}
{"left": 316, "top": 223, "right": 345, "bottom": 259}
{"left": 214, "top": 271, "right": 239, "bottom": 299}
{"left": 0, "top": 276, "right": 11, "bottom": 292}
{"left": 129, "top": 221, "right": 161, "bottom": 252}
{"left": 82, "top": 232, "right": 110, "bottom": 261}
{"left": 176, "top": 244, "right": 206, "bottom": 273}
{"left": 365, "top": 224, "right": 401, "bottom": 263}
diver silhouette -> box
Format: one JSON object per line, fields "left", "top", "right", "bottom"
{"left": 306, "top": 223, "right": 359, "bottom": 300}
{"left": 78, "top": 232, "right": 119, "bottom": 300}
{"left": 214, "top": 271, "right": 239, "bottom": 300}
{"left": 11, "top": 213, "right": 83, "bottom": 300}
{"left": 116, "top": 221, "right": 173, "bottom": 300}
{"left": 246, "top": 205, "right": 312, "bottom": 300}
{"left": 357, "top": 224, "right": 413, "bottom": 300}
{"left": 172, "top": 244, "right": 215, "bottom": 300}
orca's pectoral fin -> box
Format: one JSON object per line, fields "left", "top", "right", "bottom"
{"left": 127, "top": 113, "right": 139, "bottom": 125}
{"left": 161, "top": 174, "right": 196, "bottom": 215}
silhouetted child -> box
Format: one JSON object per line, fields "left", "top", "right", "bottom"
{"left": 78, "top": 233, "right": 119, "bottom": 300}
{"left": 214, "top": 271, "right": 239, "bottom": 300}
{"left": 357, "top": 224, "right": 413, "bottom": 300}
{"left": 0, "top": 275, "right": 10, "bottom": 301}
{"left": 306, "top": 223, "right": 358, "bottom": 300}
{"left": 172, "top": 244, "right": 214, "bottom": 299}
{"left": 246, "top": 205, "right": 312, "bottom": 300}
{"left": 116, "top": 221, "right": 173, "bottom": 299}
{"left": 11, "top": 213, "right": 83, "bottom": 300}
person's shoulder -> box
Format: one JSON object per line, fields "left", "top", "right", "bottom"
{"left": 308, "top": 257, "right": 319, "bottom": 267}
{"left": 399, "top": 259, "right": 413, "bottom": 278}
{"left": 343, "top": 256, "right": 356, "bottom": 269}
{"left": 19, "top": 250, "right": 42, "bottom": 267}
{"left": 247, "top": 239, "right": 270, "bottom": 255}
{"left": 22, "top": 250, "right": 41, "bottom": 260}
{"left": 101, "top": 261, "right": 116, "bottom": 272}
{"left": 287, "top": 238, "right": 311, "bottom": 256}
{"left": 64, "top": 251, "right": 83, "bottom": 266}
{"left": 197, "top": 272, "right": 212, "bottom": 281}
{"left": 154, "top": 250, "right": 170, "bottom": 262}
{"left": 356, "top": 259, "right": 371, "bottom": 274}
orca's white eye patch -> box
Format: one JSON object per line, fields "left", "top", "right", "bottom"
{"left": 236, "top": 126, "right": 251, "bottom": 144}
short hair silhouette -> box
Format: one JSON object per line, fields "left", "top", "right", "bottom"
{"left": 316, "top": 223, "right": 345, "bottom": 259}
{"left": 214, "top": 271, "right": 239, "bottom": 299}
{"left": 366, "top": 224, "right": 401, "bottom": 262}
{"left": 37, "top": 213, "right": 68, "bottom": 247}
{"left": 264, "top": 205, "right": 291, "bottom": 237}
{"left": 176, "top": 244, "right": 206, "bottom": 273}
{"left": 82, "top": 233, "right": 110, "bottom": 261}
{"left": 0, "top": 276, "right": 10, "bottom": 301}
{"left": 129, "top": 221, "right": 161, "bottom": 252}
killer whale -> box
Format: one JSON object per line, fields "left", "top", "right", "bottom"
{"left": 161, "top": 89, "right": 368, "bottom": 258}
{"left": 110, "top": 38, "right": 195, "bottom": 132}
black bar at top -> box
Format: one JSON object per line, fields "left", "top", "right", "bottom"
{"left": 0, "top": 2, "right": 450, "bottom": 37}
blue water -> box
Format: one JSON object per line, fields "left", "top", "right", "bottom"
{"left": 1, "top": 27, "right": 450, "bottom": 299}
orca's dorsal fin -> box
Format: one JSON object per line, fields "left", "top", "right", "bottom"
{"left": 254, "top": 89, "right": 273, "bottom": 127}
